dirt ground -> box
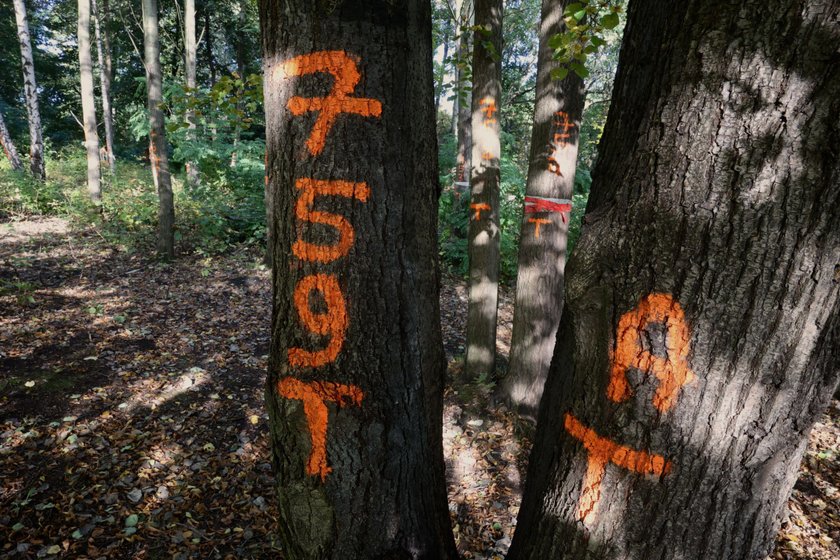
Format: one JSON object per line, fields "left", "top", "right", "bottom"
{"left": 1, "top": 218, "right": 837, "bottom": 559}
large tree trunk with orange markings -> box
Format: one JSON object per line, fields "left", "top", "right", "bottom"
{"left": 259, "top": 1, "right": 457, "bottom": 558}
{"left": 142, "top": 0, "right": 175, "bottom": 260}
{"left": 508, "top": 0, "right": 840, "bottom": 559}
{"left": 498, "top": 0, "right": 584, "bottom": 416}
{"left": 464, "top": 0, "right": 503, "bottom": 382}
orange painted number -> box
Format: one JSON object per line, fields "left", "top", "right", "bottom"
{"left": 479, "top": 96, "right": 498, "bottom": 125}
{"left": 607, "top": 293, "right": 696, "bottom": 412}
{"left": 565, "top": 413, "right": 671, "bottom": 523}
{"left": 292, "top": 178, "right": 370, "bottom": 263}
{"left": 288, "top": 274, "right": 348, "bottom": 369}
{"left": 470, "top": 202, "right": 491, "bottom": 221}
{"left": 278, "top": 377, "right": 364, "bottom": 480}
{"left": 280, "top": 51, "right": 382, "bottom": 156}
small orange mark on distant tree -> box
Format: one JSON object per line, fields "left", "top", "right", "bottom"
{"left": 470, "top": 202, "right": 491, "bottom": 221}
{"left": 528, "top": 217, "right": 551, "bottom": 239}
{"left": 292, "top": 178, "right": 370, "bottom": 263}
{"left": 564, "top": 412, "right": 671, "bottom": 523}
{"left": 481, "top": 151, "right": 493, "bottom": 161}
{"left": 281, "top": 51, "right": 383, "bottom": 156}
{"left": 479, "top": 96, "right": 498, "bottom": 125}
{"left": 288, "top": 274, "right": 347, "bottom": 368}
{"left": 607, "top": 293, "right": 696, "bottom": 412}
{"left": 277, "top": 376, "right": 364, "bottom": 480}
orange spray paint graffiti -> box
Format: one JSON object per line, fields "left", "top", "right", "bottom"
{"left": 479, "top": 96, "right": 498, "bottom": 125}
{"left": 277, "top": 377, "right": 364, "bottom": 481}
{"left": 564, "top": 413, "right": 671, "bottom": 522}
{"left": 280, "top": 51, "right": 383, "bottom": 156}
{"left": 470, "top": 202, "right": 491, "bottom": 221}
{"left": 606, "top": 293, "right": 696, "bottom": 412}
{"left": 292, "top": 178, "right": 371, "bottom": 263}
{"left": 287, "top": 273, "right": 348, "bottom": 369}
{"left": 528, "top": 217, "right": 551, "bottom": 239}
{"left": 546, "top": 111, "right": 576, "bottom": 175}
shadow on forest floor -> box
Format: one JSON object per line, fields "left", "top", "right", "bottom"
{"left": 0, "top": 217, "right": 837, "bottom": 559}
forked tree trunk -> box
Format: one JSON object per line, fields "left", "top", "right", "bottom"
{"left": 13, "top": 0, "right": 45, "bottom": 181}
{"left": 464, "top": 0, "right": 502, "bottom": 381}
{"left": 499, "top": 0, "right": 584, "bottom": 416}
{"left": 184, "top": 0, "right": 199, "bottom": 187}
{"left": 142, "top": 0, "right": 175, "bottom": 259}
{"left": 92, "top": 0, "right": 115, "bottom": 174}
{"left": 0, "top": 110, "right": 23, "bottom": 171}
{"left": 78, "top": 0, "right": 101, "bottom": 202}
{"left": 259, "top": 0, "right": 457, "bottom": 558}
{"left": 508, "top": 1, "right": 840, "bottom": 559}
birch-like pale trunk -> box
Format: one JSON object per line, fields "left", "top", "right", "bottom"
{"left": 0, "top": 110, "right": 23, "bottom": 171}
{"left": 12, "top": 0, "right": 45, "bottom": 181}
{"left": 143, "top": 0, "right": 175, "bottom": 259}
{"left": 184, "top": 0, "right": 199, "bottom": 187}
{"left": 92, "top": 0, "right": 115, "bottom": 174}
{"left": 78, "top": 0, "right": 101, "bottom": 202}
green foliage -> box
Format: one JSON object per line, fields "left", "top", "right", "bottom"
{"left": 550, "top": 0, "right": 624, "bottom": 79}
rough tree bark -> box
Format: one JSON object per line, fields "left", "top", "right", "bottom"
{"left": 13, "top": 0, "right": 45, "bottom": 181}
{"left": 499, "top": 0, "right": 585, "bottom": 416}
{"left": 78, "top": 0, "right": 101, "bottom": 202}
{"left": 142, "top": 0, "right": 175, "bottom": 259}
{"left": 184, "top": 0, "right": 199, "bottom": 187}
{"left": 203, "top": 5, "right": 216, "bottom": 87}
{"left": 0, "top": 110, "right": 23, "bottom": 172}
{"left": 507, "top": 1, "right": 840, "bottom": 559}
{"left": 92, "top": 0, "right": 115, "bottom": 174}
{"left": 464, "top": 0, "right": 502, "bottom": 382}
{"left": 259, "top": 0, "right": 457, "bottom": 558}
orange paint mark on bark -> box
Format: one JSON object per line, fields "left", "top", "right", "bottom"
{"left": 565, "top": 412, "right": 671, "bottom": 523}
{"left": 281, "top": 51, "right": 383, "bottom": 156}
{"left": 479, "top": 96, "right": 497, "bottom": 125}
{"left": 288, "top": 274, "right": 348, "bottom": 368}
{"left": 481, "top": 151, "right": 494, "bottom": 161}
{"left": 607, "top": 293, "right": 696, "bottom": 412}
{"left": 547, "top": 153, "right": 562, "bottom": 176}
{"left": 277, "top": 376, "right": 364, "bottom": 481}
{"left": 470, "top": 202, "right": 491, "bottom": 221}
{"left": 528, "top": 217, "right": 551, "bottom": 239}
{"left": 292, "top": 178, "right": 370, "bottom": 263}
{"left": 552, "top": 111, "right": 575, "bottom": 148}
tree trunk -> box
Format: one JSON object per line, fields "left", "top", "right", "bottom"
{"left": 184, "top": 0, "right": 199, "bottom": 187}
{"left": 453, "top": 0, "right": 472, "bottom": 187}
{"left": 13, "top": 0, "right": 45, "bottom": 181}
{"left": 259, "top": 1, "right": 457, "bottom": 558}
{"left": 78, "top": 0, "right": 101, "bottom": 202}
{"left": 499, "top": 0, "right": 584, "bottom": 416}
{"left": 464, "top": 0, "right": 502, "bottom": 382}
{"left": 508, "top": 1, "right": 840, "bottom": 559}
{"left": 143, "top": 0, "right": 175, "bottom": 260}
{"left": 203, "top": 5, "right": 216, "bottom": 87}
{"left": 0, "top": 110, "right": 23, "bottom": 172}
{"left": 92, "top": 0, "right": 115, "bottom": 174}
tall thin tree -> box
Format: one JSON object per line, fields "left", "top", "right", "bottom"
{"left": 499, "top": 0, "right": 585, "bottom": 415}
{"left": 507, "top": 0, "right": 840, "bottom": 558}
{"left": 143, "top": 0, "right": 175, "bottom": 259}
{"left": 453, "top": 0, "right": 473, "bottom": 187}
{"left": 259, "top": 0, "right": 458, "bottom": 556}
{"left": 92, "top": 0, "right": 115, "bottom": 173}
{"left": 12, "top": 0, "right": 45, "bottom": 181}
{"left": 0, "top": 109, "right": 23, "bottom": 172}
{"left": 78, "top": 0, "right": 101, "bottom": 202}
{"left": 464, "top": 0, "right": 503, "bottom": 381}
{"left": 184, "top": 0, "right": 199, "bottom": 187}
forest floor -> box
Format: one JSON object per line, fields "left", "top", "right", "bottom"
{"left": 0, "top": 217, "right": 837, "bottom": 560}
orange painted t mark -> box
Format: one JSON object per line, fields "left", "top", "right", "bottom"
{"left": 528, "top": 217, "right": 550, "bottom": 239}
{"left": 470, "top": 202, "right": 491, "bottom": 221}
{"left": 565, "top": 412, "right": 671, "bottom": 523}
{"left": 479, "top": 96, "right": 498, "bottom": 125}
{"left": 292, "top": 178, "right": 370, "bottom": 263}
{"left": 288, "top": 274, "right": 347, "bottom": 369}
{"left": 277, "top": 377, "right": 364, "bottom": 481}
{"left": 607, "top": 293, "right": 696, "bottom": 412}
{"left": 280, "top": 51, "right": 383, "bottom": 156}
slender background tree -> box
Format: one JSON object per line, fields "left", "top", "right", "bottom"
{"left": 13, "top": 0, "right": 45, "bottom": 181}
{"left": 78, "top": 0, "right": 101, "bottom": 202}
